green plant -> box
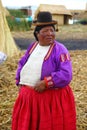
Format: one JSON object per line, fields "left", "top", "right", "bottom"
{"left": 6, "top": 9, "right": 32, "bottom": 31}
{"left": 75, "top": 19, "right": 87, "bottom": 25}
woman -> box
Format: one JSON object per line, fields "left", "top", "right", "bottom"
{"left": 12, "top": 12, "right": 76, "bottom": 130}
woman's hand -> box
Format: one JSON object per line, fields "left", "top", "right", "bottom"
{"left": 34, "top": 80, "right": 46, "bottom": 92}
{"left": 18, "top": 84, "right": 22, "bottom": 92}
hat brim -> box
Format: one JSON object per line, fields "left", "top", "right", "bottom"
{"left": 33, "top": 20, "right": 57, "bottom": 26}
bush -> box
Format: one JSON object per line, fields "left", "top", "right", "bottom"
{"left": 75, "top": 19, "right": 87, "bottom": 25}
{"left": 6, "top": 9, "right": 32, "bottom": 31}
{"left": 7, "top": 9, "right": 25, "bottom": 18}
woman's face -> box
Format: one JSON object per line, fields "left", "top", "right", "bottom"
{"left": 37, "top": 26, "right": 55, "bottom": 46}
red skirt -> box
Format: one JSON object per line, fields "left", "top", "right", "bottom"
{"left": 12, "top": 85, "right": 76, "bottom": 130}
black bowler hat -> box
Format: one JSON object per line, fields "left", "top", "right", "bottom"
{"left": 33, "top": 11, "right": 57, "bottom": 26}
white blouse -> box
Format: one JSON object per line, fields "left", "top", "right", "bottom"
{"left": 19, "top": 44, "right": 50, "bottom": 87}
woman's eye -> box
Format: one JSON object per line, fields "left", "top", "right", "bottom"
{"left": 43, "top": 30, "right": 47, "bottom": 33}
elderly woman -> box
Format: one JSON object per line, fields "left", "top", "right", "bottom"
{"left": 12, "top": 12, "right": 76, "bottom": 130}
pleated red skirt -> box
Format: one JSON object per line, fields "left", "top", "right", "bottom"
{"left": 12, "top": 85, "right": 76, "bottom": 130}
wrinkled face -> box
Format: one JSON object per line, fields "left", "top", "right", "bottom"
{"left": 37, "top": 26, "right": 55, "bottom": 46}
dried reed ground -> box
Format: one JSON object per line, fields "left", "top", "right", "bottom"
{"left": 0, "top": 50, "right": 87, "bottom": 130}
{"left": 0, "top": 24, "right": 87, "bottom": 130}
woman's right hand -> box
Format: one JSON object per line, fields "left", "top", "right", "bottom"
{"left": 34, "top": 80, "right": 47, "bottom": 92}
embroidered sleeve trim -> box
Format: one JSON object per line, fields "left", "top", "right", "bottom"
{"left": 16, "top": 79, "right": 19, "bottom": 86}
{"left": 44, "top": 76, "right": 54, "bottom": 88}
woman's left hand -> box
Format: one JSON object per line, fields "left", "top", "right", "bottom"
{"left": 34, "top": 80, "right": 46, "bottom": 92}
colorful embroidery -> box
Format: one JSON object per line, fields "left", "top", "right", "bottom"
{"left": 44, "top": 43, "right": 55, "bottom": 60}
{"left": 44, "top": 76, "right": 54, "bottom": 88}
{"left": 29, "top": 42, "right": 38, "bottom": 55}
{"left": 60, "top": 53, "right": 70, "bottom": 62}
